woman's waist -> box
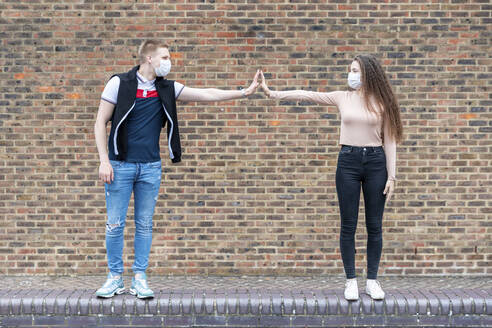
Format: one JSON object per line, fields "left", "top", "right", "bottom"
{"left": 340, "top": 144, "right": 384, "bottom": 153}
{"left": 339, "top": 133, "right": 382, "bottom": 148}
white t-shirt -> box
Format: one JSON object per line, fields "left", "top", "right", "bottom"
{"left": 101, "top": 71, "right": 185, "bottom": 104}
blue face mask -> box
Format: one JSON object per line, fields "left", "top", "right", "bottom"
{"left": 348, "top": 72, "right": 362, "bottom": 90}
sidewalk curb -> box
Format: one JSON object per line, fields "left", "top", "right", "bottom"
{"left": 0, "top": 288, "right": 491, "bottom": 327}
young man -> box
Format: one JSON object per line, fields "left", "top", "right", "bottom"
{"left": 94, "top": 40, "right": 260, "bottom": 298}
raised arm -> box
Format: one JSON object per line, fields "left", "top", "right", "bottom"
{"left": 260, "top": 70, "right": 341, "bottom": 106}
{"left": 177, "top": 69, "right": 260, "bottom": 102}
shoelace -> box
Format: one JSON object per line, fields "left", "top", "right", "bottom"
{"left": 345, "top": 280, "right": 357, "bottom": 287}
{"left": 368, "top": 281, "right": 383, "bottom": 294}
{"left": 369, "top": 280, "right": 381, "bottom": 288}
{"left": 135, "top": 279, "right": 150, "bottom": 290}
{"left": 102, "top": 278, "right": 120, "bottom": 289}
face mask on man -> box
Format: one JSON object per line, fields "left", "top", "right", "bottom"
{"left": 154, "top": 59, "right": 171, "bottom": 77}
{"left": 347, "top": 72, "right": 362, "bottom": 90}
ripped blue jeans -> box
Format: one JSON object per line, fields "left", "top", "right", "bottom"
{"left": 104, "top": 159, "right": 162, "bottom": 275}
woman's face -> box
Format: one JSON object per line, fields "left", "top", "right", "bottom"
{"left": 350, "top": 60, "right": 361, "bottom": 74}
{"left": 347, "top": 60, "right": 363, "bottom": 91}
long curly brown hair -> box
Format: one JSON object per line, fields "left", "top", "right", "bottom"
{"left": 350, "top": 54, "right": 403, "bottom": 144}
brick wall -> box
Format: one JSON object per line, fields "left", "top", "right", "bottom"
{"left": 0, "top": 1, "right": 490, "bottom": 276}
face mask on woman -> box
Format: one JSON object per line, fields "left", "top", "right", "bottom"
{"left": 154, "top": 59, "right": 171, "bottom": 77}
{"left": 347, "top": 72, "right": 362, "bottom": 90}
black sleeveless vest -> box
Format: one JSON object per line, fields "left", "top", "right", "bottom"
{"left": 109, "top": 65, "right": 182, "bottom": 163}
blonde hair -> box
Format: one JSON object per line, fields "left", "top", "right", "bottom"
{"left": 138, "top": 40, "right": 169, "bottom": 63}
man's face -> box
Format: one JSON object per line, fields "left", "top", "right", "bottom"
{"left": 149, "top": 47, "right": 171, "bottom": 70}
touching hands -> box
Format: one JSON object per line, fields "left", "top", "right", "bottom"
{"left": 243, "top": 69, "right": 271, "bottom": 98}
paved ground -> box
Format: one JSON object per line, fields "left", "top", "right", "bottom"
{"left": 2, "top": 274, "right": 490, "bottom": 290}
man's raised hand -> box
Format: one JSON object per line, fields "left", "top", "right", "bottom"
{"left": 243, "top": 69, "right": 261, "bottom": 96}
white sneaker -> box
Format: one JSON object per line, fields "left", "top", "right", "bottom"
{"left": 344, "top": 278, "right": 359, "bottom": 301}
{"left": 365, "top": 279, "right": 385, "bottom": 300}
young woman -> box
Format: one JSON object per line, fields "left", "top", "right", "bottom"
{"left": 259, "top": 54, "right": 403, "bottom": 301}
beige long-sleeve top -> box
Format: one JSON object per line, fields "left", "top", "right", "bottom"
{"left": 269, "top": 89, "right": 396, "bottom": 181}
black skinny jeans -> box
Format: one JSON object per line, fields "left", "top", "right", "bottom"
{"left": 336, "top": 145, "right": 388, "bottom": 279}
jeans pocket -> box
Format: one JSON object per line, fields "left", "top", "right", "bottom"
{"left": 339, "top": 145, "right": 353, "bottom": 154}
{"left": 368, "top": 151, "right": 386, "bottom": 164}
{"left": 148, "top": 160, "right": 162, "bottom": 169}
{"left": 369, "top": 151, "right": 383, "bottom": 157}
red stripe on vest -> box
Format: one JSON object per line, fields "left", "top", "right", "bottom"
{"left": 136, "top": 89, "right": 158, "bottom": 98}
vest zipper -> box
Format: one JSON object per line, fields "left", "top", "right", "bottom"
{"left": 113, "top": 101, "right": 136, "bottom": 156}
{"left": 161, "top": 104, "right": 174, "bottom": 160}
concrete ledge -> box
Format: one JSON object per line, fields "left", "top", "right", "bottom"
{"left": 0, "top": 288, "right": 491, "bottom": 327}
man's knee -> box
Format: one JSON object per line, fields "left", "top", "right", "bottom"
{"left": 106, "top": 216, "right": 125, "bottom": 234}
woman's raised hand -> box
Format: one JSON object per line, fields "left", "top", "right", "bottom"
{"left": 259, "top": 70, "right": 271, "bottom": 97}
